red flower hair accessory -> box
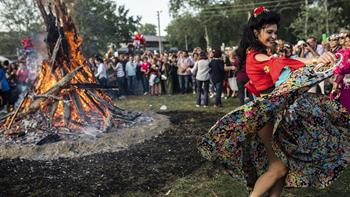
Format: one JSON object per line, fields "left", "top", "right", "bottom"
{"left": 253, "top": 6, "right": 268, "bottom": 18}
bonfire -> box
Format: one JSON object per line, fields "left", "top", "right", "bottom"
{"left": 0, "top": 0, "right": 139, "bottom": 137}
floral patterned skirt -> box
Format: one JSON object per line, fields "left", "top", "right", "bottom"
{"left": 198, "top": 66, "right": 350, "bottom": 189}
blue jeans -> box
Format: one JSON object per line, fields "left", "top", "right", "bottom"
{"left": 196, "top": 80, "right": 209, "bottom": 106}
{"left": 142, "top": 76, "right": 149, "bottom": 93}
{"left": 117, "top": 77, "right": 125, "bottom": 96}
{"left": 178, "top": 75, "right": 189, "bottom": 94}
{"left": 127, "top": 76, "right": 135, "bottom": 94}
{"left": 214, "top": 82, "right": 223, "bottom": 106}
{"left": 98, "top": 77, "right": 107, "bottom": 87}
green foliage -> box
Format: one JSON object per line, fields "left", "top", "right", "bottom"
{"left": 0, "top": 0, "right": 44, "bottom": 56}
{"left": 0, "top": 0, "right": 44, "bottom": 33}
{"left": 169, "top": 0, "right": 215, "bottom": 16}
{"left": 0, "top": 0, "right": 140, "bottom": 57}
{"left": 139, "top": 23, "right": 157, "bottom": 36}
{"left": 166, "top": 0, "right": 304, "bottom": 50}
{"left": 0, "top": 32, "right": 22, "bottom": 57}
{"left": 331, "top": 0, "right": 350, "bottom": 30}
{"left": 166, "top": 14, "right": 206, "bottom": 50}
{"left": 290, "top": 1, "right": 344, "bottom": 40}
{"left": 166, "top": 2, "right": 249, "bottom": 50}
{"left": 73, "top": 0, "right": 141, "bottom": 56}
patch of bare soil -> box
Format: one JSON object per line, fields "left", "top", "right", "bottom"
{"left": 0, "top": 111, "right": 223, "bottom": 196}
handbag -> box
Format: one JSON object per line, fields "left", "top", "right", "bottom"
{"left": 154, "top": 77, "right": 161, "bottom": 83}
{"left": 161, "top": 74, "right": 167, "bottom": 80}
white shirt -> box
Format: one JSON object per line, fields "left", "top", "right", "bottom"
{"left": 95, "top": 63, "right": 107, "bottom": 79}
{"left": 115, "top": 62, "right": 125, "bottom": 78}
{"left": 191, "top": 59, "right": 210, "bottom": 81}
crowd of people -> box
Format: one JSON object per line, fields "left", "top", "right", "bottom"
{"left": 1, "top": 30, "right": 349, "bottom": 113}
{"left": 0, "top": 59, "right": 30, "bottom": 113}
{"left": 87, "top": 30, "right": 349, "bottom": 108}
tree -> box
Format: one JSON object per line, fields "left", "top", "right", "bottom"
{"left": 0, "top": 0, "right": 141, "bottom": 57}
{"left": 166, "top": 0, "right": 304, "bottom": 49}
{"left": 72, "top": 0, "right": 141, "bottom": 56}
{"left": 166, "top": 14, "right": 205, "bottom": 50}
{"left": 169, "top": 0, "right": 226, "bottom": 16}
{"left": 0, "top": 0, "right": 44, "bottom": 56}
{"left": 139, "top": 23, "right": 157, "bottom": 35}
{"left": 290, "top": 0, "right": 343, "bottom": 40}
{"left": 0, "top": 0, "right": 44, "bottom": 33}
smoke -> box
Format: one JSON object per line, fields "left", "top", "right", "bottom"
{"left": 15, "top": 32, "right": 48, "bottom": 108}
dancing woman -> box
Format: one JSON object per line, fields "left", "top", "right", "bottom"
{"left": 198, "top": 7, "right": 350, "bottom": 197}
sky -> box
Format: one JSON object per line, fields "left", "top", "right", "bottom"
{"left": 114, "top": 0, "right": 172, "bottom": 36}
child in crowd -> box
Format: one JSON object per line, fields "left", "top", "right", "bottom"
{"left": 140, "top": 56, "right": 150, "bottom": 95}
{"left": 149, "top": 58, "right": 161, "bottom": 96}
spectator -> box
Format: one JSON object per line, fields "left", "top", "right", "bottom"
{"left": 126, "top": 55, "right": 137, "bottom": 95}
{"left": 149, "top": 58, "right": 161, "bottom": 96}
{"left": 209, "top": 49, "right": 225, "bottom": 107}
{"left": 192, "top": 51, "right": 210, "bottom": 107}
{"left": 16, "top": 62, "right": 29, "bottom": 92}
{"left": 94, "top": 57, "right": 107, "bottom": 86}
{"left": 0, "top": 63, "right": 12, "bottom": 112}
{"left": 113, "top": 57, "right": 126, "bottom": 99}
{"left": 167, "top": 55, "right": 177, "bottom": 95}
{"left": 305, "top": 36, "right": 325, "bottom": 58}
{"left": 177, "top": 51, "right": 192, "bottom": 94}
{"left": 140, "top": 56, "right": 150, "bottom": 95}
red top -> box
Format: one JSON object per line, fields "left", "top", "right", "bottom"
{"left": 245, "top": 50, "right": 305, "bottom": 92}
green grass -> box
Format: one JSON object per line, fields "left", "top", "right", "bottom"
{"left": 161, "top": 164, "right": 249, "bottom": 197}
{"left": 115, "top": 94, "right": 350, "bottom": 197}
{"left": 115, "top": 94, "right": 239, "bottom": 114}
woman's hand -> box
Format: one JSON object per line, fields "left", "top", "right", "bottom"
{"left": 315, "top": 52, "right": 337, "bottom": 65}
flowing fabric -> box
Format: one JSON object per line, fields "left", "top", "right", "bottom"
{"left": 334, "top": 49, "right": 350, "bottom": 112}
{"left": 198, "top": 65, "right": 350, "bottom": 189}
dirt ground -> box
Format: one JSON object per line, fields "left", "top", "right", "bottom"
{"left": 0, "top": 111, "right": 224, "bottom": 196}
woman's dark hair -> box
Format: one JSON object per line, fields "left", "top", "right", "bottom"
{"left": 95, "top": 57, "right": 103, "bottom": 63}
{"left": 236, "top": 9, "right": 280, "bottom": 71}
{"left": 213, "top": 49, "right": 222, "bottom": 58}
{"left": 199, "top": 51, "right": 208, "bottom": 60}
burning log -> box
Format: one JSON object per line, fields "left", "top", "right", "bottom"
{"left": 66, "top": 83, "right": 119, "bottom": 90}
{"left": 50, "top": 35, "right": 62, "bottom": 73}
{"left": 0, "top": 0, "right": 140, "bottom": 135}
{"left": 28, "top": 64, "right": 83, "bottom": 113}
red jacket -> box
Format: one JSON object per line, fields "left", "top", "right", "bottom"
{"left": 245, "top": 50, "right": 305, "bottom": 95}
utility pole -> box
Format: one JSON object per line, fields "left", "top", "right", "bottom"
{"left": 304, "top": 0, "right": 308, "bottom": 38}
{"left": 185, "top": 34, "right": 188, "bottom": 51}
{"left": 156, "top": 10, "right": 162, "bottom": 53}
{"left": 204, "top": 25, "right": 210, "bottom": 49}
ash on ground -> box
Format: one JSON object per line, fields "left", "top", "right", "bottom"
{"left": 0, "top": 112, "right": 170, "bottom": 160}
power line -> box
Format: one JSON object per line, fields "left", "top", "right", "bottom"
{"left": 195, "top": 0, "right": 349, "bottom": 15}
{"left": 201, "top": 0, "right": 304, "bottom": 11}
{"left": 199, "top": 2, "right": 305, "bottom": 15}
